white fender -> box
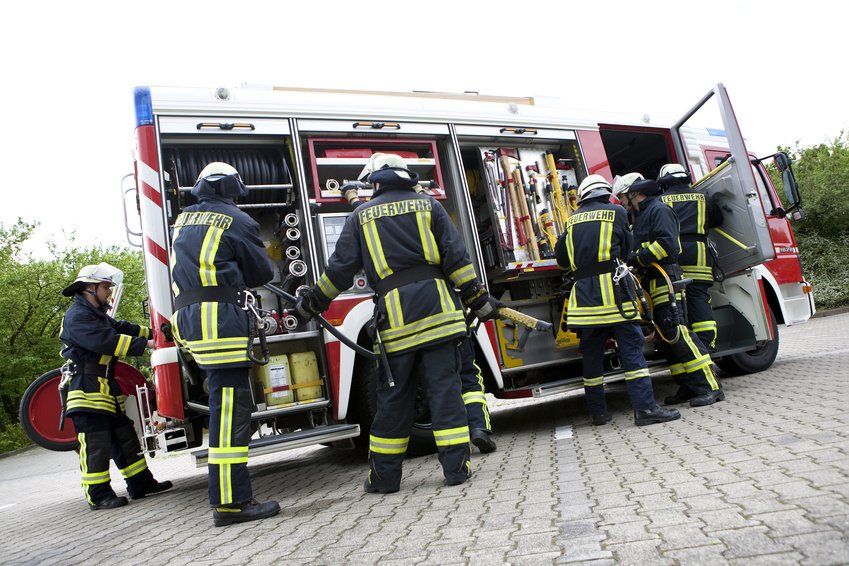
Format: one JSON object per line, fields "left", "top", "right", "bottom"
{"left": 327, "top": 299, "right": 374, "bottom": 421}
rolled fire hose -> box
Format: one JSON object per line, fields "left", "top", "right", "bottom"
{"left": 647, "top": 262, "right": 682, "bottom": 345}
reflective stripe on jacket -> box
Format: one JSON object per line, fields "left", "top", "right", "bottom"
{"left": 169, "top": 196, "right": 273, "bottom": 369}
{"left": 59, "top": 295, "right": 149, "bottom": 416}
{"left": 554, "top": 199, "right": 637, "bottom": 328}
{"left": 314, "top": 189, "right": 478, "bottom": 355}
{"left": 660, "top": 182, "right": 723, "bottom": 283}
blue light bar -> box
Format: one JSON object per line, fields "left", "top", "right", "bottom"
{"left": 134, "top": 86, "right": 153, "bottom": 127}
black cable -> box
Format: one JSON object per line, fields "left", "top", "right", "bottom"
{"left": 262, "top": 283, "right": 378, "bottom": 360}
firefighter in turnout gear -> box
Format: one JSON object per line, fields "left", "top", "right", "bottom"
{"left": 59, "top": 263, "right": 172, "bottom": 510}
{"left": 554, "top": 176, "right": 680, "bottom": 427}
{"left": 169, "top": 162, "right": 280, "bottom": 526}
{"left": 658, "top": 163, "right": 723, "bottom": 351}
{"left": 296, "top": 153, "right": 501, "bottom": 492}
{"left": 617, "top": 177, "right": 725, "bottom": 407}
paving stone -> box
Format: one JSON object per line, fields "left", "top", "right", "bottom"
{"left": 782, "top": 530, "right": 849, "bottom": 565}
{"left": 662, "top": 544, "right": 728, "bottom": 565}
{"left": 713, "top": 526, "right": 793, "bottom": 558}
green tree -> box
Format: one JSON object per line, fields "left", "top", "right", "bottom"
{"left": 0, "top": 219, "right": 147, "bottom": 436}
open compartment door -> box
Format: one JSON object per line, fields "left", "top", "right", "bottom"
{"left": 671, "top": 83, "right": 774, "bottom": 275}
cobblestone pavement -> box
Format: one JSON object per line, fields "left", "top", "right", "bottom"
{"left": 1, "top": 314, "right": 848, "bottom": 565}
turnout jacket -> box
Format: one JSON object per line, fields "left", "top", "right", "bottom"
{"left": 314, "top": 187, "right": 479, "bottom": 355}
{"left": 169, "top": 193, "right": 273, "bottom": 369}
{"left": 631, "top": 195, "right": 682, "bottom": 306}
{"left": 59, "top": 295, "right": 150, "bottom": 416}
{"left": 660, "top": 182, "right": 723, "bottom": 283}
{"left": 554, "top": 199, "right": 638, "bottom": 328}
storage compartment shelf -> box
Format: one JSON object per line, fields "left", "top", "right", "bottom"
{"left": 255, "top": 329, "right": 320, "bottom": 345}
{"left": 315, "top": 158, "right": 436, "bottom": 166}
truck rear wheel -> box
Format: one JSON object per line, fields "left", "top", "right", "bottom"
{"left": 717, "top": 307, "right": 779, "bottom": 376}
{"left": 351, "top": 357, "right": 437, "bottom": 457}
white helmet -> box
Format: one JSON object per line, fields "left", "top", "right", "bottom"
{"left": 612, "top": 172, "right": 645, "bottom": 197}
{"left": 62, "top": 262, "right": 125, "bottom": 297}
{"left": 197, "top": 161, "right": 239, "bottom": 182}
{"left": 357, "top": 152, "right": 412, "bottom": 182}
{"left": 658, "top": 163, "right": 689, "bottom": 180}
{"left": 577, "top": 174, "right": 613, "bottom": 203}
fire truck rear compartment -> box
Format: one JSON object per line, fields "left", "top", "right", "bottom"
{"left": 159, "top": 133, "right": 340, "bottom": 450}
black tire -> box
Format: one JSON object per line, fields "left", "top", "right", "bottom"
{"left": 349, "top": 357, "right": 437, "bottom": 457}
{"left": 717, "top": 307, "right": 780, "bottom": 376}
{"left": 19, "top": 369, "right": 79, "bottom": 452}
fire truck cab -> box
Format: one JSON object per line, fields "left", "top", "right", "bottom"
{"left": 19, "top": 82, "right": 815, "bottom": 458}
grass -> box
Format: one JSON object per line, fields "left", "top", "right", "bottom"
{"left": 0, "top": 424, "right": 31, "bottom": 454}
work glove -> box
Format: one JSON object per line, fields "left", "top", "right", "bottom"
{"left": 625, "top": 250, "right": 640, "bottom": 268}
{"left": 293, "top": 289, "right": 322, "bottom": 322}
{"left": 342, "top": 181, "right": 364, "bottom": 207}
{"left": 462, "top": 284, "right": 504, "bottom": 323}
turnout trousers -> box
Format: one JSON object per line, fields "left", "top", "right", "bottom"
{"left": 686, "top": 282, "right": 718, "bottom": 351}
{"left": 72, "top": 412, "right": 155, "bottom": 505}
{"left": 580, "top": 322, "right": 657, "bottom": 417}
{"left": 654, "top": 302, "right": 720, "bottom": 395}
{"left": 458, "top": 336, "right": 491, "bottom": 433}
{"left": 368, "top": 339, "right": 471, "bottom": 491}
{"left": 206, "top": 367, "right": 253, "bottom": 507}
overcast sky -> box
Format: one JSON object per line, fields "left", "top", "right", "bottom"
{"left": 1, "top": 0, "right": 845, "bottom": 253}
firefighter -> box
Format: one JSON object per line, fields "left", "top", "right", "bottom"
{"left": 657, "top": 163, "right": 723, "bottom": 352}
{"left": 554, "top": 176, "right": 681, "bottom": 427}
{"left": 296, "top": 153, "right": 502, "bottom": 492}
{"left": 616, "top": 177, "right": 725, "bottom": 407}
{"left": 59, "top": 263, "right": 172, "bottom": 510}
{"left": 169, "top": 162, "right": 280, "bottom": 526}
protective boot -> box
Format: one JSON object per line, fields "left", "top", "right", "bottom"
{"left": 470, "top": 429, "right": 497, "bottom": 454}
{"left": 634, "top": 405, "right": 681, "bottom": 427}
{"left": 592, "top": 413, "right": 613, "bottom": 426}
{"left": 89, "top": 495, "right": 128, "bottom": 511}
{"left": 444, "top": 463, "right": 471, "bottom": 487}
{"left": 689, "top": 389, "right": 725, "bottom": 407}
{"left": 664, "top": 388, "right": 696, "bottom": 406}
{"left": 213, "top": 499, "right": 280, "bottom": 527}
{"left": 130, "top": 480, "right": 174, "bottom": 500}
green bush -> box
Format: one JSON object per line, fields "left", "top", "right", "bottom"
{"left": 0, "top": 424, "right": 30, "bottom": 454}
{"left": 795, "top": 231, "right": 849, "bottom": 310}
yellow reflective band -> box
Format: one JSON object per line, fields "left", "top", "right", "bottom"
{"left": 416, "top": 210, "right": 440, "bottom": 264}
{"left": 68, "top": 390, "right": 116, "bottom": 404}
{"left": 714, "top": 227, "right": 748, "bottom": 250}
{"left": 692, "top": 321, "right": 717, "bottom": 332}
{"left": 697, "top": 198, "right": 706, "bottom": 234}
{"left": 624, "top": 369, "right": 650, "bottom": 380}
{"left": 385, "top": 289, "right": 404, "bottom": 330}
{"left": 199, "top": 226, "right": 225, "bottom": 286}
{"left": 449, "top": 264, "right": 477, "bottom": 288}
{"left": 435, "top": 278, "right": 454, "bottom": 314}
{"left": 433, "top": 425, "right": 470, "bottom": 447}
{"left": 597, "top": 219, "right": 612, "bottom": 262}
{"left": 218, "top": 387, "right": 234, "bottom": 505}
{"left": 119, "top": 457, "right": 148, "bottom": 479}
{"left": 583, "top": 377, "right": 604, "bottom": 387}
{"left": 317, "top": 273, "right": 341, "bottom": 300}
{"left": 598, "top": 273, "right": 611, "bottom": 307}
{"left": 184, "top": 337, "right": 250, "bottom": 351}
{"left": 648, "top": 241, "right": 668, "bottom": 260}
{"left": 209, "top": 446, "right": 249, "bottom": 465}
{"left": 67, "top": 400, "right": 117, "bottom": 413}
{"left": 192, "top": 350, "right": 251, "bottom": 365}
{"left": 381, "top": 320, "right": 467, "bottom": 354}
{"left": 114, "top": 334, "right": 132, "bottom": 357}
{"left": 215, "top": 507, "right": 242, "bottom": 513}
{"left": 669, "top": 363, "right": 686, "bottom": 376}
{"left": 697, "top": 241, "right": 705, "bottom": 269}
{"left": 99, "top": 354, "right": 112, "bottom": 365}
{"left": 363, "top": 220, "right": 393, "bottom": 279}
{"left": 462, "top": 391, "right": 487, "bottom": 405}
{"left": 139, "top": 326, "right": 151, "bottom": 339}
{"left": 81, "top": 470, "right": 111, "bottom": 485}
{"left": 566, "top": 226, "right": 576, "bottom": 272}
{"left": 369, "top": 435, "right": 409, "bottom": 455}
{"left": 680, "top": 331, "right": 719, "bottom": 390}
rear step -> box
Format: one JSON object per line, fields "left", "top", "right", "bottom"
{"left": 192, "top": 423, "right": 360, "bottom": 467}
{"left": 532, "top": 362, "right": 674, "bottom": 398}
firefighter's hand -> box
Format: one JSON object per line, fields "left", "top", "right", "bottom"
{"left": 625, "top": 251, "right": 639, "bottom": 267}
{"left": 469, "top": 293, "right": 505, "bottom": 323}
{"left": 146, "top": 340, "right": 155, "bottom": 349}
{"left": 294, "top": 290, "right": 321, "bottom": 322}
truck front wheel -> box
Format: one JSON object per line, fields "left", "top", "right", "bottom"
{"left": 717, "top": 307, "right": 780, "bottom": 376}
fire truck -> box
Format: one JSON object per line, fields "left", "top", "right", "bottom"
{"left": 21, "top": 83, "right": 813, "bottom": 458}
